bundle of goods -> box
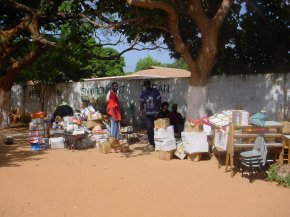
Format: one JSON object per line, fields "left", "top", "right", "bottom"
{"left": 174, "top": 142, "right": 186, "bottom": 160}
{"left": 91, "top": 125, "right": 109, "bottom": 146}
{"left": 208, "top": 110, "right": 233, "bottom": 128}
{"left": 120, "top": 126, "right": 133, "bottom": 133}
{"left": 80, "top": 105, "right": 102, "bottom": 122}
{"left": 49, "top": 121, "right": 64, "bottom": 136}
{"left": 208, "top": 110, "right": 249, "bottom": 127}
{"left": 29, "top": 113, "right": 49, "bottom": 151}
{"left": 154, "top": 118, "right": 176, "bottom": 161}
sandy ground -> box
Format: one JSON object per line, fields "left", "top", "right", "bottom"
{"left": 0, "top": 125, "right": 290, "bottom": 217}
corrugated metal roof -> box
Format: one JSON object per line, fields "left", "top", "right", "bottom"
{"left": 84, "top": 66, "right": 190, "bottom": 81}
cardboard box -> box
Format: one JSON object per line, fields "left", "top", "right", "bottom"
{"left": 281, "top": 121, "right": 290, "bottom": 134}
{"left": 187, "top": 153, "right": 202, "bottom": 162}
{"left": 98, "top": 141, "right": 111, "bottom": 154}
{"left": 154, "top": 125, "right": 174, "bottom": 139}
{"left": 232, "top": 110, "right": 249, "bottom": 126}
{"left": 181, "top": 132, "right": 208, "bottom": 154}
{"left": 186, "top": 123, "right": 203, "bottom": 132}
{"left": 155, "top": 138, "right": 176, "bottom": 151}
{"left": 159, "top": 150, "right": 174, "bottom": 161}
{"left": 154, "top": 118, "right": 170, "bottom": 129}
{"left": 82, "top": 120, "right": 99, "bottom": 129}
{"left": 88, "top": 112, "right": 102, "bottom": 121}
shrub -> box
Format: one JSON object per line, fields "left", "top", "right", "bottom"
{"left": 266, "top": 163, "right": 290, "bottom": 187}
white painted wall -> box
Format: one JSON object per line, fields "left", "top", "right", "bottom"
{"left": 11, "top": 73, "right": 289, "bottom": 121}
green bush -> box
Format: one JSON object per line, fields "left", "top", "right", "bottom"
{"left": 266, "top": 164, "right": 290, "bottom": 187}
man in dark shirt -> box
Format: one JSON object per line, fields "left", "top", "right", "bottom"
{"left": 140, "top": 80, "right": 161, "bottom": 150}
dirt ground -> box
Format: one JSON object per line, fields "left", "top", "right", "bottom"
{"left": 0, "top": 125, "right": 289, "bottom": 217}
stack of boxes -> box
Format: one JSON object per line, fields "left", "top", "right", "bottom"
{"left": 154, "top": 118, "right": 176, "bottom": 160}
{"left": 92, "top": 128, "right": 109, "bottom": 152}
{"left": 29, "top": 117, "right": 49, "bottom": 151}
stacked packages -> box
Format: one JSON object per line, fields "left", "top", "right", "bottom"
{"left": 154, "top": 118, "right": 176, "bottom": 160}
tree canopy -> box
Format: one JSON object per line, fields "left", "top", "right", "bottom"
{"left": 1, "top": 0, "right": 289, "bottom": 90}
{"left": 16, "top": 39, "right": 125, "bottom": 85}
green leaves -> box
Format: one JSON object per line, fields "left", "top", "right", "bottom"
{"left": 135, "top": 56, "right": 163, "bottom": 71}
{"left": 16, "top": 37, "right": 125, "bottom": 84}
{"left": 59, "top": 0, "right": 75, "bottom": 12}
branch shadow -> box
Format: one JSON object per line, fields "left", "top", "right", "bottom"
{"left": 0, "top": 126, "right": 46, "bottom": 167}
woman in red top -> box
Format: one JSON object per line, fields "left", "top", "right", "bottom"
{"left": 107, "top": 82, "right": 121, "bottom": 139}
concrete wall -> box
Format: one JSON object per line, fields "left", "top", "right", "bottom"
{"left": 11, "top": 73, "right": 289, "bottom": 121}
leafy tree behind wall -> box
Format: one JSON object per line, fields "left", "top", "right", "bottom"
{"left": 165, "top": 58, "right": 188, "bottom": 70}
{"left": 15, "top": 37, "right": 125, "bottom": 111}
{"left": 135, "top": 56, "right": 163, "bottom": 71}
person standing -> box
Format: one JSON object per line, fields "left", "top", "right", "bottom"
{"left": 140, "top": 80, "right": 161, "bottom": 150}
{"left": 107, "top": 82, "right": 121, "bottom": 150}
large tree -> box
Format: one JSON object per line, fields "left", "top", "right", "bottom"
{"left": 0, "top": 0, "right": 141, "bottom": 127}
{"left": 1, "top": 0, "right": 289, "bottom": 125}
{"left": 103, "top": 0, "right": 289, "bottom": 118}
{"left": 112, "top": 0, "right": 234, "bottom": 86}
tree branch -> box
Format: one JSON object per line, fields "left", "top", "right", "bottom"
{"left": 188, "top": 0, "right": 210, "bottom": 33}
{"left": 212, "top": 0, "right": 234, "bottom": 28}
{"left": 1, "top": 16, "right": 30, "bottom": 41}
{"left": 8, "top": 0, "right": 36, "bottom": 15}
{"left": 126, "top": 0, "right": 199, "bottom": 77}
{"left": 0, "top": 44, "right": 48, "bottom": 91}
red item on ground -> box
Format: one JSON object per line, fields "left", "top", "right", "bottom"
{"left": 31, "top": 111, "right": 45, "bottom": 119}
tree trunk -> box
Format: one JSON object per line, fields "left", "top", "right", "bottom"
{"left": 0, "top": 89, "right": 11, "bottom": 128}
{"left": 185, "top": 85, "right": 207, "bottom": 120}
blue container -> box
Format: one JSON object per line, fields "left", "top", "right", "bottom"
{"left": 31, "top": 142, "right": 41, "bottom": 151}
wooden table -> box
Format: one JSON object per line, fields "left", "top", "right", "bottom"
{"left": 225, "top": 121, "right": 283, "bottom": 176}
